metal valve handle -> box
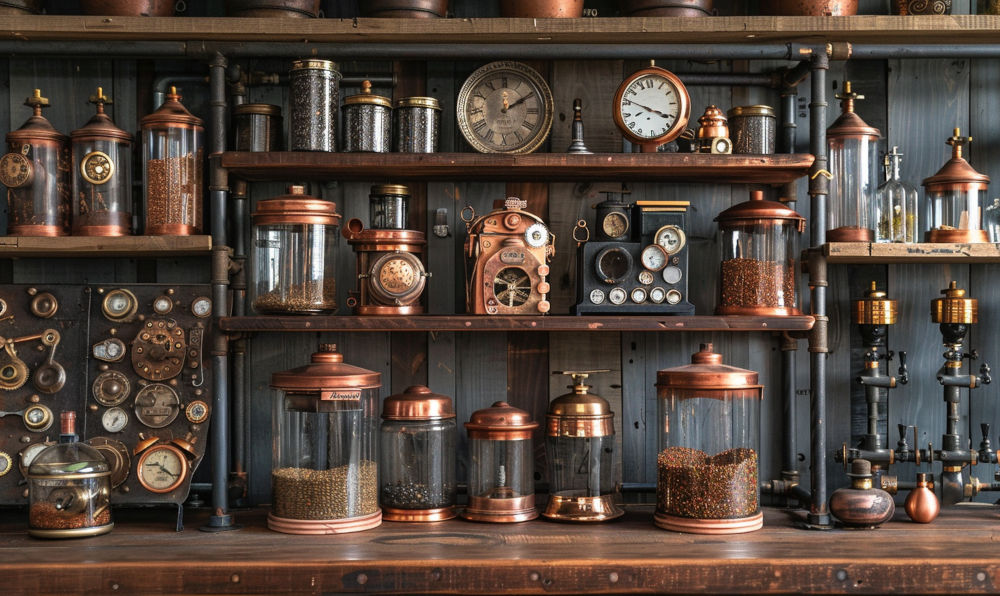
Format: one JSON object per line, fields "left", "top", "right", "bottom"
{"left": 897, "top": 351, "right": 909, "bottom": 385}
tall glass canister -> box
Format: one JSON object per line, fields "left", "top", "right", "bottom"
{"left": 827, "top": 81, "right": 880, "bottom": 242}
{"left": 923, "top": 128, "right": 991, "bottom": 243}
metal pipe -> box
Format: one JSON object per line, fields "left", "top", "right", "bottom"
{"left": 153, "top": 74, "right": 208, "bottom": 109}
{"left": 782, "top": 334, "right": 798, "bottom": 475}
{"left": 850, "top": 44, "right": 1000, "bottom": 59}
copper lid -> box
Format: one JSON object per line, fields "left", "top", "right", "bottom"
{"left": 395, "top": 96, "right": 441, "bottom": 110}
{"left": 656, "top": 343, "right": 763, "bottom": 400}
{"left": 546, "top": 371, "right": 614, "bottom": 438}
{"left": 7, "top": 89, "right": 67, "bottom": 143}
{"left": 922, "top": 128, "right": 990, "bottom": 191}
{"left": 827, "top": 81, "right": 881, "bottom": 140}
{"left": 931, "top": 281, "right": 977, "bottom": 325}
{"left": 233, "top": 103, "right": 282, "bottom": 117}
{"left": 344, "top": 80, "right": 392, "bottom": 108}
{"left": 854, "top": 281, "right": 897, "bottom": 325}
{"left": 714, "top": 189, "right": 806, "bottom": 232}
{"left": 727, "top": 105, "right": 775, "bottom": 118}
{"left": 465, "top": 401, "right": 538, "bottom": 440}
{"left": 270, "top": 344, "right": 381, "bottom": 391}
{"left": 341, "top": 218, "right": 426, "bottom": 245}
{"left": 71, "top": 87, "right": 132, "bottom": 143}
{"left": 291, "top": 59, "right": 339, "bottom": 72}
{"left": 140, "top": 86, "right": 204, "bottom": 129}
{"left": 371, "top": 184, "right": 410, "bottom": 197}
{"left": 382, "top": 385, "right": 455, "bottom": 420}
{"left": 696, "top": 105, "right": 729, "bottom": 139}
{"left": 252, "top": 185, "right": 341, "bottom": 226}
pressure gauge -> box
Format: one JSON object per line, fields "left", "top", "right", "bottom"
{"left": 608, "top": 287, "right": 627, "bottom": 305}
{"left": 133, "top": 383, "right": 181, "bottom": 428}
{"left": 0, "top": 451, "right": 12, "bottom": 477}
{"left": 0, "top": 151, "right": 32, "bottom": 188}
{"left": 102, "top": 288, "right": 137, "bottom": 321}
{"left": 81, "top": 150, "right": 114, "bottom": 185}
{"left": 23, "top": 404, "right": 53, "bottom": 432}
{"left": 589, "top": 289, "right": 606, "bottom": 305}
{"left": 190, "top": 296, "right": 212, "bottom": 318}
{"left": 92, "top": 338, "right": 126, "bottom": 362}
{"left": 637, "top": 270, "right": 655, "bottom": 285}
{"left": 185, "top": 400, "right": 210, "bottom": 424}
{"left": 86, "top": 437, "right": 130, "bottom": 488}
{"left": 152, "top": 295, "right": 174, "bottom": 315}
{"left": 369, "top": 252, "right": 427, "bottom": 305}
{"left": 613, "top": 65, "right": 691, "bottom": 151}
{"left": 101, "top": 407, "right": 129, "bottom": 433}
{"left": 666, "top": 289, "right": 683, "bottom": 305}
{"left": 640, "top": 244, "right": 668, "bottom": 272}
{"left": 601, "top": 212, "right": 630, "bottom": 240}
{"left": 663, "top": 265, "right": 683, "bottom": 285}
{"left": 136, "top": 443, "right": 188, "bottom": 494}
{"left": 649, "top": 287, "right": 667, "bottom": 304}
{"left": 525, "top": 222, "right": 549, "bottom": 248}
{"left": 630, "top": 287, "right": 648, "bottom": 303}
{"left": 92, "top": 370, "right": 131, "bottom": 406}
{"left": 654, "top": 225, "right": 686, "bottom": 254}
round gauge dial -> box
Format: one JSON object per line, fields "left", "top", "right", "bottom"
{"left": 712, "top": 137, "right": 733, "bottom": 154}
{"left": 608, "top": 287, "right": 627, "bottom": 305}
{"left": 601, "top": 212, "right": 629, "bottom": 239}
{"left": 86, "top": 437, "right": 130, "bottom": 488}
{"left": 524, "top": 222, "right": 549, "bottom": 248}
{"left": 638, "top": 270, "right": 655, "bottom": 285}
{"left": 23, "top": 404, "right": 53, "bottom": 432}
{"left": 589, "top": 288, "right": 606, "bottom": 305}
{"left": 92, "top": 338, "right": 126, "bottom": 362}
{"left": 640, "top": 244, "right": 668, "bottom": 272}
{"left": 0, "top": 151, "right": 32, "bottom": 188}
{"left": 81, "top": 151, "right": 114, "bottom": 185}
{"left": 93, "top": 371, "right": 131, "bottom": 406}
{"left": 133, "top": 383, "right": 181, "bottom": 429}
{"left": 457, "top": 61, "right": 555, "bottom": 154}
{"left": 152, "top": 295, "right": 173, "bottom": 315}
{"left": 595, "top": 246, "right": 632, "bottom": 284}
{"left": 101, "top": 407, "right": 129, "bottom": 433}
{"left": 369, "top": 252, "right": 426, "bottom": 305}
{"left": 613, "top": 66, "right": 691, "bottom": 147}
{"left": 19, "top": 442, "right": 53, "bottom": 478}
{"left": 663, "top": 265, "right": 683, "bottom": 285}
{"left": 666, "top": 289, "right": 683, "bottom": 305}
{"left": 102, "top": 288, "right": 137, "bottom": 321}
{"left": 631, "top": 287, "right": 648, "bottom": 303}
{"left": 654, "top": 225, "right": 687, "bottom": 255}
{"left": 649, "top": 287, "right": 667, "bottom": 304}
{"left": 493, "top": 267, "right": 531, "bottom": 308}
{"left": 0, "top": 451, "right": 12, "bottom": 477}
{"left": 191, "top": 296, "right": 212, "bottom": 318}
{"left": 136, "top": 443, "right": 188, "bottom": 494}
{"left": 185, "top": 400, "right": 210, "bottom": 424}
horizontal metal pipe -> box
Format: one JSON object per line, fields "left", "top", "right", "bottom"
{"left": 850, "top": 44, "right": 1000, "bottom": 59}
{"left": 674, "top": 72, "right": 777, "bottom": 87}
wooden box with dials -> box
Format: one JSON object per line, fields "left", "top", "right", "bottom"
{"left": 0, "top": 284, "right": 212, "bottom": 508}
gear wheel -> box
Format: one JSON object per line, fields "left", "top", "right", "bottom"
{"left": 0, "top": 358, "right": 28, "bottom": 391}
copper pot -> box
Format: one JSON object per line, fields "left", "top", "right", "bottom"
{"left": 619, "top": 0, "right": 714, "bottom": 16}
{"left": 80, "top": 0, "right": 175, "bottom": 15}
{"left": 0, "top": 0, "right": 42, "bottom": 14}
{"left": 758, "top": 0, "right": 856, "bottom": 14}
{"left": 501, "top": 0, "right": 583, "bottom": 17}
{"left": 226, "top": 0, "right": 320, "bottom": 17}
{"left": 361, "top": 0, "right": 447, "bottom": 16}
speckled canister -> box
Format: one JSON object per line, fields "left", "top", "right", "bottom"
{"left": 395, "top": 97, "right": 441, "bottom": 153}
{"left": 727, "top": 105, "right": 776, "bottom": 155}
{"left": 289, "top": 59, "right": 340, "bottom": 152}
{"left": 342, "top": 80, "right": 392, "bottom": 153}
{"left": 234, "top": 104, "right": 282, "bottom": 152}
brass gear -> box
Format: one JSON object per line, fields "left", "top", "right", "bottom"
{"left": 0, "top": 341, "right": 28, "bottom": 391}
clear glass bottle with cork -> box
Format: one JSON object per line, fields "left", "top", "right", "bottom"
{"left": 875, "top": 146, "right": 919, "bottom": 243}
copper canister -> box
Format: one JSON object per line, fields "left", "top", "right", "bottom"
{"left": 500, "top": 0, "right": 583, "bottom": 16}
{"left": 758, "top": 0, "right": 857, "bottom": 14}
{"left": 342, "top": 80, "right": 392, "bottom": 153}
{"left": 234, "top": 104, "right": 282, "bottom": 152}
{"left": 619, "top": 0, "right": 713, "bottom": 16}
{"left": 342, "top": 218, "right": 428, "bottom": 315}
{"left": 1, "top": 89, "right": 70, "bottom": 237}
{"left": 226, "top": 0, "right": 320, "bottom": 16}
{"left": 80, "top": 0, "right": 175, "bottom": 15}
{"left": 71, "top": 87, "right": 133, "bottom": 236}
{"left": 462, "top": 401, "right": 539, "bottom": 523}
{"left": 360, "top": 0, "right": 448, "bottom": 16}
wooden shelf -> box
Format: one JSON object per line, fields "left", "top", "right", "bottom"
{"left": 220, "top": 152, "right": 814, "bottom": 184}
{"left": 823, "top": 242, "right": 1000, "bottom": 264}
{"left": 218, "top": 314, "right": 814, "bottom": 333}
{"left": 0, "top": 235, "right": 212, "bottom": 258}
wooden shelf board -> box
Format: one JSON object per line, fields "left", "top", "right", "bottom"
{"left": 221, "top": 152, "right": 814, "bottom": 184}
{"left": 5, "top": 15, "right": 1000, "bottom": 44}
{"left": 0, "top": 235, "right": 212, "bottom": 258}
{"left": 824, "top": 242, "right": 1000, "bottom": 263}
{"left": 218, "top": 314, "right": 814, "bottom": 333}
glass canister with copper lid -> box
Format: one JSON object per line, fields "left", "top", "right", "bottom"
{"left": 380, "top": 385, "right": 457, "bottom": 522}
{"left": 269, "top": 344, "right": 382, "bottom": 534}
{"left": 827, "top": 81, "right": 880, "bottom": 242}
{"left": 543, "top": 370, "right": 623, "bottom": 522}
{"left": 251, "top": 185, "right": 341, "bottom": 314}
{"left": 655, "top": 344, "right": 763, "bottom": 534}
{"left": 140, "top": 86, "right": 204, "bottom": 235}
{"left": 71, "top": 87, "right": 133, "bottom": 236}
{"left": 1, "top": 89, "right": 70, "bottom": 236}
{"left": 462, "top": 401, "right": 539, "bottom": 523}
{"left": 923, "top": 128, "right": 991, "bottom": 243}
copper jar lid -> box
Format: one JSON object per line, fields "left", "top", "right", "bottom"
{"left": 7, "top": 89, "right": 67, "bottom": 143}
{"left": 71, "top": 87, "right": 132, "bottom": 143}
{"left": 371, "top": 184, "right": 410, "bottom": 197}
{"left": 291, "top": 59, "right": 339, "bottom": 72}
{"left": 854, "top": 281, "right": 897, "bottom": 326}
{"left": 931, "top": 281, "right": 977, "bottom": 325}
{"left": 270, "top": 343, "right": 381, "bottom": 391}
{"left": 727, "top": 105, "right": 775, "bottom": 118}
{"left": 233, "top": 103, "right": 282, "bottom": 116}
{"left": 140, "top": 86, "right": 204, "bottom": 129}
{"left": 696, "top": 105, "right": 728, "bottom": 139}
{"left": 465, "top": 401, "right": 538, "bottom": 441}
{"left": 714, "top": 189, "right": 806, "bottom": 232}
{"left": 546, "top": 371, "right": 614, "bottom": 438}
{"left": 344, "top": 80, "right": 392, "bottom": 109}
{"left": 382, "top": 385, "right": 455, "bottom": 420}
{"left": 922, "top": 128, "right": 990, "bottom": 191}
{"left": 252, "top": 185, "right": 341, "bottom": 226}
{"left": 827, "top": 81, "right": 881, "bottom": 140}
{"left": 342, "top": 218, "right": 426, "bottom": 246}
{"left": 656, "top": 343, "right": 762, "bottom": 400}
{"left": 395, "top": 96, "right": 441, "bottom": 110}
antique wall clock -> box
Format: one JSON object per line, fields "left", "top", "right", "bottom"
{"left": 457, "top": 61, "right": 554, "bottom": 154}
{"left": 613, "top": 63, "right": 691, "bottom": 152}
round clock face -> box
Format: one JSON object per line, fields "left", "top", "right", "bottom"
{"left": 614, "top": 66, "right": 691, "bottom": 146}
{"left": 601, "top": 212, "right": 629, "bottom": 239}
{"left": 525, "top": 222, "right": 550, "bottom": 248}
{"left": 81, "top": 151, "right": 114, "bottom": 185}
{"left": 654, "top": 225, "right": 687, "bottom": 255}
{"left": 0, "top": 151, "right": 32, "bottom": 188}
{"left": 640, "top": 244, "right": 668, "bottom": 272}
{"left": 137, "top": 444, "right": 187, "bottom": 494}
{"left": 457, "top": 61, "right": 554, "bottom": 154}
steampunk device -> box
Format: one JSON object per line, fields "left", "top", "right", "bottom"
{"left": 463, "top": 197, "right": 554, "bottom": 316}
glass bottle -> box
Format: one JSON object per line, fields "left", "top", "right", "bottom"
{"left": 875, "top": 146, "right": 919, "bottom": 243}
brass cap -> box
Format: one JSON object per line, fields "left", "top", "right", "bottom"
{"left": 381, "top": 385, "right": 455, "bottom": 420}
{"left": 370, "top": 184, "right": 411, "bottom": 197}
{"left": 727, "top": 104, "right": 775, "bottom": 118}
{"left": 714, "top": 189, "right": 806, "bottom": 232}
{"left": 854, "top": 281, "right": 897, "bottom": 325}
{"left": 233, "top": 103, "right": 282, "bottom": 117}
{"left": 252, "top": 185, "right": 341, "bottom": 226}
{"left": 71, "top": 87, "right": 132, "bottom": 143}
{"left": 344, "top": 80, "right": 392, "bottom": 108}
{"left": 465, "top": 401, "right": 538, "bottom": 440}
{"left": 140, "top": 86, "right": 204, "bottom": 128}
{"left": 291, "top": 59, "right": 339, "bottom": 73}
{"left": 395, "top": 96, "right": 441, "bottom": 110}
{"left": 696, "top": 105, "right": 728, "bottom": 139}
{"left": 7, "top": 89, "right": 68, "bottom": 143}
{"left": 922, "top": 128, "right": 990, "bottom": 191}
{"left": 656, "top": 343, "right": 763, "bottom": 400}
{"left": 546, "top": 370, "right": 614, "bottom": 438}
{"left": 827, "top": 81, "right": 881, "bottom": 140}
{"left": 931, "top": 281, "right": 977, "bottom": 324}
{"left": 270, "top": 344, "right": 381, "bottom": 391}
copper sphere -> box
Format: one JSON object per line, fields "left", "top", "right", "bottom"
{"left": 904, "top": 473, "right": 940, "bottom": 524}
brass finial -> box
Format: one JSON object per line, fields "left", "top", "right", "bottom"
{"left": 24, "top": 88, "right": 50, "bottom": 115}
{"left": 89, "top": 86, "right": 113, "bottom": 113}
{"left": 835, "top": 80, "right": 864, "bottom": 114}
{"left": 946, "top": 128, "right": 972, "bottom": 160}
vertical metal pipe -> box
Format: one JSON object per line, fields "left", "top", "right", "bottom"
{"left": 780, "top": 83, "right": 797, "bottom": 154}
{"left": 782, "top": 334, "right": 798, "bottom": 475}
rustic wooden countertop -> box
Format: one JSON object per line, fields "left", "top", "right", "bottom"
{"left": 4, "top": 505, "right": 1000, "bottom": 594}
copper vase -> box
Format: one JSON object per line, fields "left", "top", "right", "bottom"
{"left": 500, "top": 0, "right": 583, "bottom": 17}
{"left": 904, "top": 474, "right": 940, "bottom": 523}
{"left": 758, "top": 0, "right": 857, "bottom": 15}
{"left": 80, "top": 0, "right": 175, "bottom": 15}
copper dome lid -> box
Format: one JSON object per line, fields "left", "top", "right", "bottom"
{"left": 922, "top": 128, "right": 990, "bottom": 191}
{"left": 696, "top": 105, "right": 728, "bottom": 139}
{"left": 252, "top": 185, "right": 341, "bottom": 226}
{"left": 465, "top": 401, "right": 538, "bottom": 440}
{"left": 71, "top": 87, "right": 132, "bottom": 143}
{"left": 546, "top": 371, "right": 614, "bottom": 438}
{"left": 827, "top": 81, "right": 881, "bottom": 140}
{"left": 381, "top": 385, "right": 455, "bottom": 420}
{"left": 714, "top": 190, "right": 806, "bottom": 232}
{"left": 7, "top": 89, "right": 67, "bottom": 143}
{"left": 140, "top": 86, "right": 204, "bottom": 129}
{"left": 656, "top": 344, "right": 763, "bottom": 400}
{"left": 270, "top": 344, "right": 381, "bottom": 391}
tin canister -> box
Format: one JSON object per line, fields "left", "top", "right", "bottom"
{"left": 370, "top": 184, "right": 410, "bottom": 230}
{"left": 234, "top": 104, "right": 282, "bottom": 152}
{"left": 727, "top": 105, "right": 776, "bottom": 154}
{"left": 343, "top": 81, "right": 392, "bottom": 153}
{"left": 395, "top": 97, "right": 441, "bottom": 153}
{"left": 289, "top": 59, "right": 341, "bottom": 152}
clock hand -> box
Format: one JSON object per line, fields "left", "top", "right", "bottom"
{"left": 624, "top": 99, "right": 672, "bottom": 119}
{"left": 501, "top": 92, "right": 535, "bottom": 113}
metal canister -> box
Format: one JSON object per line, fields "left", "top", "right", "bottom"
{"left": 289, "top": 59, "right": 340, "bottom": 152}
{"left": 342, "top": 80, "right": 392, "bottom": 153}
{"left": 369, "top": 184, "right": 410, "bottom": 230}
{"left": 726, "top": 105, "right": 776, "bottom": 154}
{"left": 234, "top": 104, "right": 282, "bottom": 152}
{"left": 395, "top": 97, "right": 441, "bottom": 153}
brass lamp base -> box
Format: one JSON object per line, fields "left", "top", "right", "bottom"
{"left": 461, "top": 494, "right": 538, "bottom": 523}
{"left": 267, "top": 509, "right": 382, "bottom": 535}
{"left": 383, "top": 506, "right": 456, "bottom": 522}
{"left": 654, "top": 510, "right": 763, "bottom": 534}
{"left": 542, "top": 493, "right": 624, "bottom": 522}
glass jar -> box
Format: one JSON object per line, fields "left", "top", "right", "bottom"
{"left": 462, "top": 401, "right": 539, "bottom": 523}
{"left": 342, "top": 80, "right": 392, "bottom": 153}
{"left": 233, "top": 104, "right": 282, "bottom": 152}
{"left": 655, "top": 344, "right": 763, "bottom": 534}
{"left": 251, "top": 185, "right": 341, "bottom": 314}
{"left": 395, "top": 96, "right": 441, "bottom": 153}
{"left": 726, "top": 105, "right": 775, "bottom": 154}
{"left": 875, "top": 146, "right": 919, "bottom": 243}
{"left": 827, "top": 81, "right": 880, "bottom": 242}
{"left": 543, "top": 371, "right": 623, "bottom": 522}
{"left": 984, "top": 198, "right": 1000, "bottom": 243}
{"left": 289, "top": 59, "right": 341, "bottom": 152}
{"left": 71, "top": 87, "right": 133, "bottom": 236}
{"left": 380, "top": 385, "right": 457, "bottom": 522}
{"left": 140, "top": 86, "right": 203, "bottom": 236}
{"left": 923, "top": 128, "right": 990, "bottom": 243}
{"left": 714, "top": 189, "right": 805, "bottom": 316}
{"left": 269, "top": 344, "right": 381, "bottom": 534}
{"left": 0, "top": 89, "right": 70, "bottom": 236}
{"left": 369, "top": 184, "right": 410, "bottom": 230}
{"left": 27, "top": 412, "right": 113, "bottom": 538}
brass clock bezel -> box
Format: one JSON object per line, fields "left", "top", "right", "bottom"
{"left": 81, "top": 150, "right": 115, "bottom": 185}
{"left": 0, "top": 151, "right": 33, "bottom": 188}
{"left": 136, "top": 443, "right": 188, "bottom": 494}
{"left": 457, "top": 61, "right": 555, "bottom": 155}
{"left": 613, "top": 66, "right": 691, "bottom": 150}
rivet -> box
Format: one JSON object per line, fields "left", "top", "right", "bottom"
{"left": 977, "top": 572, "right": 987, "bottom": 582}
{"left": 529, "top": 572, "right": 540, "bottom": 581}
{"left": 836, "top": 570, "right": 848, "bottom": 581}
{"left": 231, "top": 574, "right": 240, "bottom": 583}
{"left": 609, "top": 572, "right": 619, "bottom": 583}
{"left": 111, "top": 584, "right": 119, "bottom": 591}
{"left": 357, "top": 573, "right": 368, "bottom": 585}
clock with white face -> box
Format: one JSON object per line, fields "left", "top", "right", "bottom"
{"left": 613, "top": 66, "right": 691, "bottom": 151}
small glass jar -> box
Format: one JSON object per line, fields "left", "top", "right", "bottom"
{"left": 543, "top": 371, "right": 623, "bottom": 522}
{"left": 0, "top": 89, "right": 70, "bottom": 236}
{"left": 827, "top": 81, "right": 880, "bottom": 242}
{"left": 714, "top": 190, "right": 805, "bottom": 316}
{"left": 140, "top": 86, "right": 203, "bottom": 236}
{"left": 71, "top": 87, "right": 133, "bottom": 236}
{"left": 984, "top": 198, "right": 1000, "bottom": 243}
{"left": 269, "top": 344, "right": 382, "bottom": 534}
{"left": 380, "top": 385, "right": 457, "bottom": 522}
{"left": 27, "top": 412, "right": 113, "bottom": 538}
{"left": 395, "top": 96, "right": 441, "bottom": 153}
{"left": 251, "top": 185, "right": 341, "bottom": 314}
{"left": 655, "top": 344, "right": 763, "bottom": 534}
{"left": 233, "top": 103, "right": 282, "bottom": 152}
{"left": 923, "top": 128, "right": 990, "bottom": 243}
{"left": 369, "top": 184, "right": 410, "bottom": 230}
{"left": 462, "top": 401, "right": 539, "bottom": 523}
{"left": 342, "top": 80, "right": 392, "bottom": 153}
{"left": 875, "top": 146, "right": 919, "bottom": 243}
{"left": 289, "top": 59, "right": 341, "bottom": 152}
{"left": 727, "top": 105, "right": 775, "bottom": 154}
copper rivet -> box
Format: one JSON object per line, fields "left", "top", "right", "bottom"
{"left": 111, "top": 584, "right": 119, "bottom": 591}
{"left": 357, "top": 574, "right": 368, "bottom": 585}
{"left": 609, "top": 573, "right": 619, "bottom": 583}
{"left": 530, "top": 572, "right": 540, "bottom": 581}
{"left": 231, "top": 574, "right": 239, "bottom": 583}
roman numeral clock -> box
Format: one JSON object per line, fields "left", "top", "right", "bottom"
{"left": 613, "top": 63, "right": 691, "bottom": 153}
{"left": 457, "top": 61, "right": 555, "bottom": 154}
